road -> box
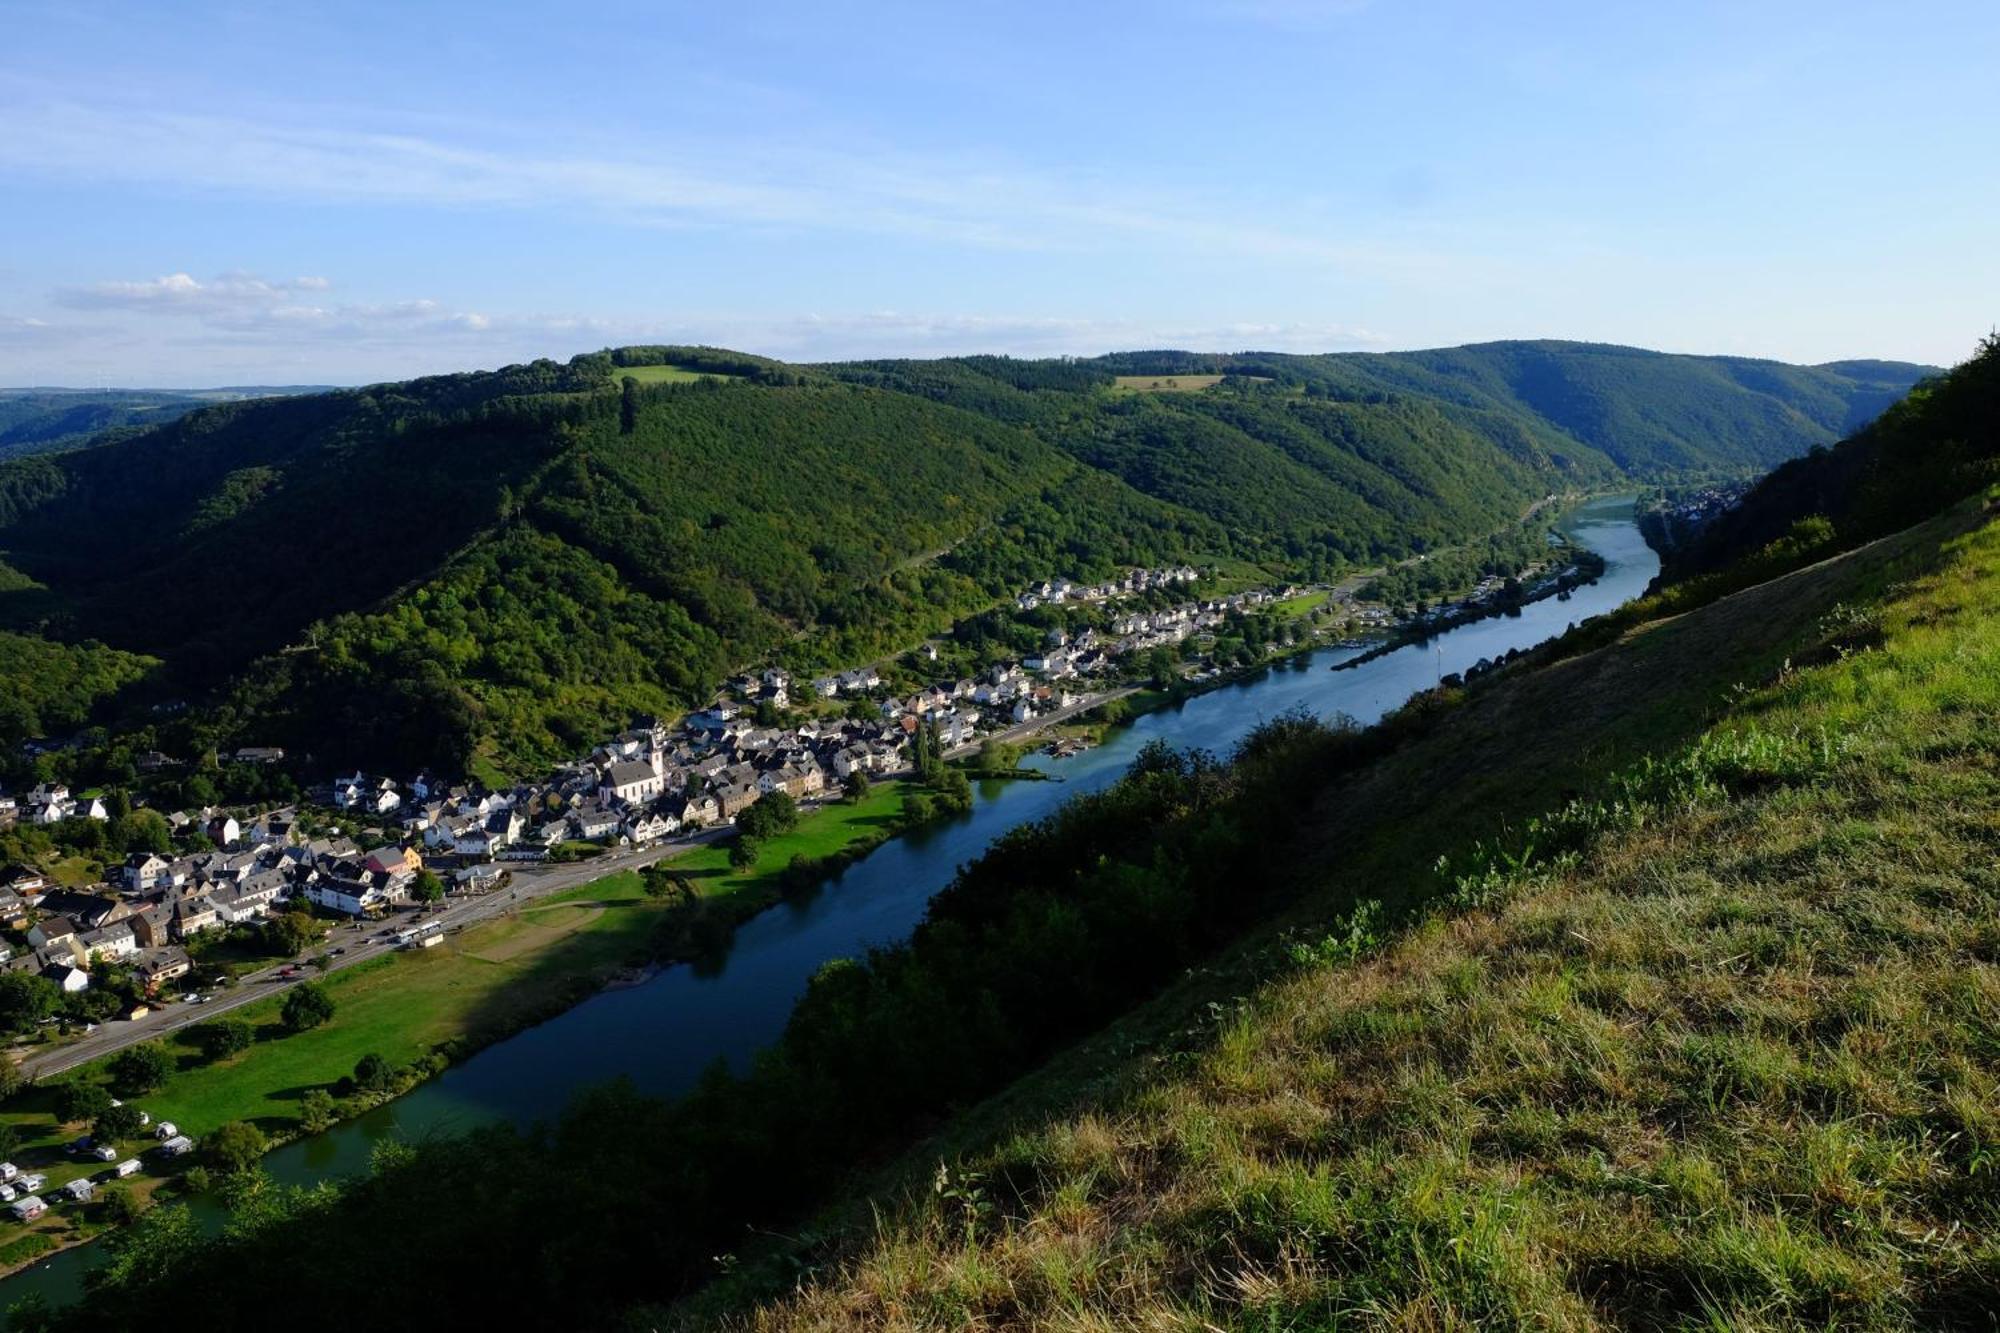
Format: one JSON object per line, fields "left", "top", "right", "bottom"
{"left": 946, "top": 685, "right": 1138, "bottom": 757}
{"left": 15, "top": 687, "right": 1140, "bottom": 1082}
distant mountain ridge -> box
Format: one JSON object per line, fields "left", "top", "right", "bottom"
{"left": 0, "top": 341, "right": 1932, "bottom": 775}
{"left": 0, "top": 386, "right": 337, "bottom": 460}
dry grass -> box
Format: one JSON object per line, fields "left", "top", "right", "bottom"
{"left": 710, "top": 500, "right": 2000, "bottom": 1331}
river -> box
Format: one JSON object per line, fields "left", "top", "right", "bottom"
{"left": 1, "top": 494, "right": 1658, "bottom": 1315}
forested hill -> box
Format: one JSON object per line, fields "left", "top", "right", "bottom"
{"left": 0, "top": 341, "right": 1928, "bottom": 776}
{"left": 1664, "top": 334, "right": 1999, "bottom": 581}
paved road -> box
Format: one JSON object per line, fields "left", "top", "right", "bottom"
{"left": 13, "top": 689, "right": 1135, "bottom": 1082}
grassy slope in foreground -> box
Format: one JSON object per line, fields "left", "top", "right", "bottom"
{"left": 707, "top": 497, "right": 2000, "bottom": 1331}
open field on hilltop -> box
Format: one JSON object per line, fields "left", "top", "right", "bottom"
{"left": 611, "top": 363, "right": 740, "bottom": 385}
{"left": 1112, "top": 374, "right": 1232, "bottom": 392}
{"left": 691, "top": 497, "right": 2000, "bottom": 1331}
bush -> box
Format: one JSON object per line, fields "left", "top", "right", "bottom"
{"left": 52, "top": 1079, "right": 111, "bottom": 1125}
{"left": 97, "top": 1185, "right": 142, "bottom": 1226}
{"left": 204, "top": 1120, "right": 267, "bottom": 1175}
{"left": 298, "top": 1088, "right": 337, "bottom": 1134}
{"left": 107, "top": 1043, "right": 172, "bottom": 1096}
{"left": 193, "top": 1018, "right": 254, "bottom": 1062}
{"left": 263, "top": 911, "right": 320, "bottom": 958}
{"left": 280, "top": 983, "right": 335, "bottom": 1033}
{"left": 353, "top": 1054, "right": 392, "bottom": 1094}
{"left": 94, "top": 1102, "right": 145, "bottom": 1142}
{"left": 736, "top": 791, "right": 799, "bottom": 840}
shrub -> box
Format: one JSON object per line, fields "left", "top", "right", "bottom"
{"left": 108, "top": 1043, "right": 172, "bottom": 1096}
{"left": 280, "top": 983, "right": 335, "bottom": 1033}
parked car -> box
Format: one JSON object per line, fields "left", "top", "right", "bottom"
{"left": 92, "top": 1144, "right": 119, "bottom": 1162}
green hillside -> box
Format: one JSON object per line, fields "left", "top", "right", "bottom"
{"left": 1666, "top": 335, "right": 1999, "bottom": 582}
{"left": 0, "top": 341, "right": 1929, "bottom": 775}
{"left": 31, "top": 350, "right": 1996, "bottom": 1333}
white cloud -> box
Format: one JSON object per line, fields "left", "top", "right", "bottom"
{"left": 59, "top": 271, "right": 330, "bottom": 315}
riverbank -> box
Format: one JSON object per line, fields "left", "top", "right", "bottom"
{"left": 0, "top": 781, "right": 914, "bottom": 1280}
{"left": 1329, "top": 549, "right": 1610, "bottom": 674}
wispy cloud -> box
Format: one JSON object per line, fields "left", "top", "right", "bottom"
{"left": 0, "top": 93, "right": 1438, "bottom": 275}
{"left": 54, "top": 272, "right": 496, "bottom": 341}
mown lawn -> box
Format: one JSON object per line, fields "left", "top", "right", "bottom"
{"left": 711, "top": 499, "right": 2000, "bottom": 1331}
{"left": 1268, "top": 588, "right": 1330, "bottom": 619}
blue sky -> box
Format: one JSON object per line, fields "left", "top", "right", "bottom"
{"left": 1, "top": 0, "right": 1993, "bottom": 385}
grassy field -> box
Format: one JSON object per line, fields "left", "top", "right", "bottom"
{"left": 1110, "top": 374, "right": 1280, "bottom": 394}
{"left": 613, "top": 364, "right": 739, "bottom": 385}
{"left": 1268, "top": 588, "right": 1331, "bottom": 619}
{"left": 1111, "top": 374, "right": 1229, "bottom": 393}
{"left": 701, "top": 499, "right": 2000, "bottom": 1330}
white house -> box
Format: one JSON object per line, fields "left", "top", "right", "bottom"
{"left": 123, "top": 853, "right": 171, "bottom": 892}
{"left": 571, "top": 806, "right": 621, "bottom": 841}
{"left": 305, "top": 878, "right": 385, "bottom": 917}
{"left": 44, "top": 962, "right": 89, "bottom": 993}
{"left": 622, "top": 811, "right": 674, "bottom": 846}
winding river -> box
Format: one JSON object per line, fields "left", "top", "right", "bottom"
{"left": 1, "top": 494, "right": 1658, "bottom": 1316}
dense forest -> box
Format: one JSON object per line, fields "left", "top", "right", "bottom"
{"left": 0, "top": 342, "right": 1928, "bottom": 777}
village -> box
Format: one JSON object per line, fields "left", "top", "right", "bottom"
{"left": 0, "top": 523, "right": 1614, "bottom": 1049}
{"left": 0, "top": 565, "right": 1304, "bottom": 1022}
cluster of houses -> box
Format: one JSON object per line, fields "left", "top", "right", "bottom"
{"left": 364, "top": 572, "right": 1267, "bottom": 868}
{"left": 1014, "top": 565, "right": 1199, "bottom": 612}
{"left": 0, "top": 784, "right": 110, "bottom": 827}
{"left": 0, "top": 819, "right": 439, "bottom": 997}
